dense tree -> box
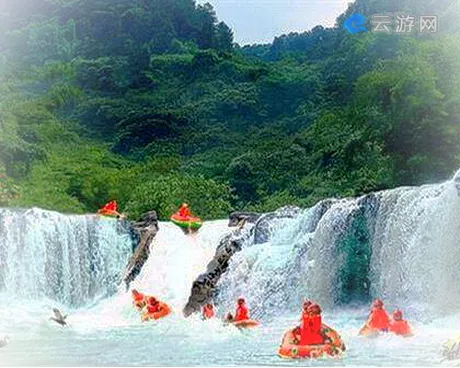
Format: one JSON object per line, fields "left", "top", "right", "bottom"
{"left": 0, "top": 0, "right": 459, "bottom": 219}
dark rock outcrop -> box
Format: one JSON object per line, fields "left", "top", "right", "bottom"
{"left": 228, "top": 212, "right": 261, "bottom": 227}
{"left": 183, "top": 230, "right": 246, "bottom": 317}
{"left": 183, "top": 206, "right": 303, "bottom": 317}
{"left": 123, "top": 211, "right": 159, "bottom": 289}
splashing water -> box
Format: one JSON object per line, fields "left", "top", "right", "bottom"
{"left": 2, "top": 174, "right": 460, "bottom": 366}
{"left": 217, "top": 176, "right": 460, "bottom": 319}
{"left": 0, "top": 208, "right": 134, "bottom": 306}
{"left": 131, "top": 220, "right": 232, "bottom": 310}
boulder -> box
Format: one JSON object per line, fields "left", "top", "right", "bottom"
{"left": 183, "top": 231, "right": 245, "bottom": 317}
{"left": 123, "top": 211, "right": 159, "bottom": 289}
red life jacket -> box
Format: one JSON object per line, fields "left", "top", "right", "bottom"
{"left": 132, "top": 293, "right": 144, "bottom": 302}
{"left": 300, "top": 313, "right": 324, "bottom": 345}
{"left": 235, "top": 305, "right": 249, "bottom": 321}
{"left": 368, "top": 308, "right": 390, "bottom": 331}
{"left": 147, "top": 303, "right": 160, "bottom": 314}
{"left": 389, "top": 320, "right": 411, "bottom": 336}
{"left": 104, "top": 201, "right": 117, "bottom": 211}
{"left": 202, "top": 306, "right": 215, "bottom": 319}
{"left": 178, "top": 206, "right": 191, "bottom": 218}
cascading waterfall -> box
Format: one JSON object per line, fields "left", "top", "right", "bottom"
{"left": 0, "top": 208, "right": 135, "bottom": 306}
{"left": 131, "top": 220, "right": 231, "bottom": 310}
{"left": 216, "top": 173, "right": 460, "bottom": 318}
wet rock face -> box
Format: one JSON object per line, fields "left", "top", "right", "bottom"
{"left": 183, "top": 232, "right": 245, "bottom": 317}
{"left": 183, "top": 206, "right": 303, "bottom": 317}
{"left": 123, "top": 211, "right": 159, "bottom": 289}
{"left": 454, "top": 170, "right": 460, "bottom": 196}
{"left": 228, "top": 212, "right": 261, "bottom": 227}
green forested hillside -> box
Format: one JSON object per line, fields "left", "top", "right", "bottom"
{"left": 1, "top": 0, "right": 459, "bottom": 219}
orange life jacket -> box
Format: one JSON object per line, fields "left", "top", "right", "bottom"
{"left": 147, "top": 303, "right": 160, "bottom": 314}
{"left": 178, "top": 206, "right": 191, "bottom": 218}
{"left": 132, "top": 293, "right": 144, "bottom": 302}
{"left": 300, "top": 314, "right": 324, "bottom": 345}
{"left": 368, "top": 308, "right": 390, "bottom": 331}
{"left": 389, "top": 320, "right": 411, "bottom": 336}
{"left": 202, "top": 306, "right": 215, "bottom": 319}
{"left": 235, "top": 305, "right": 249, "bottom": 322}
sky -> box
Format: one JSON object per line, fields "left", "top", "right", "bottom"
{"left": 197, "top": 0, "right": 353, "bottom": 45}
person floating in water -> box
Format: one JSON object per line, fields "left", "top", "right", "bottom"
{"left": 389, "top": 309, "right": 412, "bottom": 337}
{"left": 98, "top": 200, "right": 123, "bottom": 219}
{"left": 131, "top": 289, "right": 146, "bottom": 310}
{"left": 202, "top": 303, "right": 215, "bottom": 320}
{"left": 361, "top": 299, "right": 390, "bottom": 334}
{"left": 142, "top": 296, "right": 172, "bottom": 322}
{"left": 300, "top": 303, "right": 324, "bottom": 345}
{"left": 234, "top": 298, "right": 250, "bottom": 322}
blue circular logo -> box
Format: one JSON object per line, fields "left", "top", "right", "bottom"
{"left": 344, "top": 14, "right": 367, "bottom": 34}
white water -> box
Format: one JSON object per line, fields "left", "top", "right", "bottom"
{"left": 2, "top": 174, "right": 460, "bottom": 366}
{"left": 0, "top": 208, "right": 134, "bottom": 306}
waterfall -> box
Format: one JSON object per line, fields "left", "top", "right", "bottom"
{"left": 215, "top": 174, "right": 460, "bottom": 318}
{"left": 131, "top": 221, "right": 232, "bottom": 310}
{"left": 0, "top": 208, "right": 135, "bottom": 306}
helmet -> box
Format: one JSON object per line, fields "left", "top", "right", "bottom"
{"left": 182, "top": 203, "right": 189, "bottom": 208}
{"left": 148, "top": 296, "right": 158, "bottom": 305}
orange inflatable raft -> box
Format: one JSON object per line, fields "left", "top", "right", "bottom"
{"left": 232, "top": 319, "right": 260, "bottom": 329}
{"left": 278, "top": 325, "right": 345, "bottom": 359}
{"left": 142, "top": 302, "right": 172, "bottom": 322}
{"left": 359, "top": 325, "right": 382, "bottom": 337}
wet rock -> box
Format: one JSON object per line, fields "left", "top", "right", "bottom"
{"left": 228, "top": 212, "right": 261, "bottom": 227}
{"left": 184, "top": 206, "right": 303, "bottom": 317}
{"left": 123, "top": 211, "right": 159, "bottom": 289}
{"left": 183, "top": 231, "right": 245, "bottom": 317}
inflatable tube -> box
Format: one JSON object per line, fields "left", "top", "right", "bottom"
{"left": 98, "top": 209, "right": 120, "bottom": 218}
{"left": 170, "top": 214, "right": 203, "bottom": 231}
{"left": 278, "top": 325, "right": 345, "bottom": 359}
{"left": 232, "top": 319, "right": 259, "bottom": 329}
{"left": 142, "top": 303, "right": 172, "bottom": 322}
{"left": 359, "top": 325, "right": 381, "bottom": 337}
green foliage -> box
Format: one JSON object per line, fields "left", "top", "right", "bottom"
{"left": 125, "top": 173, "right": 232, "bottom": 220}
{"left": 1, "top": 0, "right": 460, "bottom": 219}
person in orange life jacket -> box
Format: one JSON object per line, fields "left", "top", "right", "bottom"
{"left": 292, "top": 300, "right": 313, "bottom": 343}
{"left": 300, "top": 303, "right": 324, "bottom": 345}
{"left": 366, "top": 299, "right": 390, "bottom": 332}
{"left": 234, "top": 298, "right": 250, "bottom": 322}
{"left": 142, "top": 296, "right": 171, "bottom": 321}
{"left": 131, "top": 289, "right": 146, "bottom": 310}
{"left": 178, "top": 203, "right": 191, "bottom": 219}
{"left": 202, "top": 303, "right": 215, "bottom": 320}
{"left": 389, "top": 309, "right": 412, "bottom": 336}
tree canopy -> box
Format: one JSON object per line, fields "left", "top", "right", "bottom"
{"left": 1, "top": 0, "right": 459, "bottom": 219}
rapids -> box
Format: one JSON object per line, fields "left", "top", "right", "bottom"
{"left": 1, "top": 172, "right": 460, "bottom": 366}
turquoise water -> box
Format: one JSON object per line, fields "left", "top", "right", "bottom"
{"left": 2, "top": 174, "right": 460, "bottom": 367}
{"left": 1, "top": 303, "right": 456, "bottom": 366}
